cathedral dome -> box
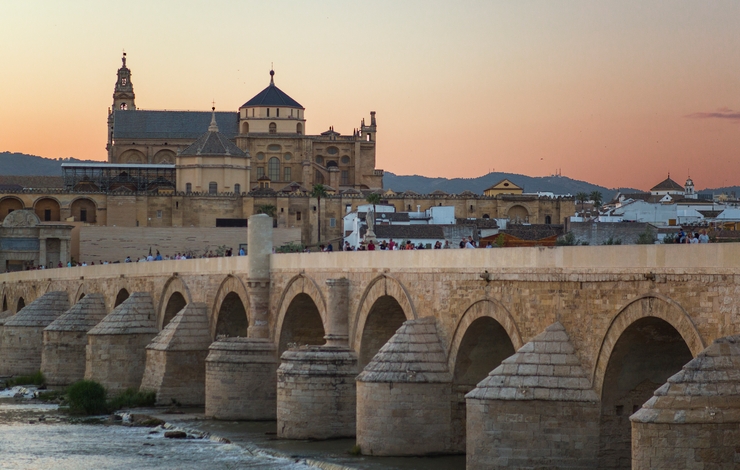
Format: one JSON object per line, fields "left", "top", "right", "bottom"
{"left": 180, "top": 108, "right": 247, "bottom": 157}
{"left": 240, "top": 70, "right": 303, "bottom": 109}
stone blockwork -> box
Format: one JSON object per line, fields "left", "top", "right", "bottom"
{"left": 85, "top": 292, "right": 158, "bottom": 394}
{"left": 41, "top": 293, "right": 107, "bottom": 386}
{"left": 0, "top": 291, "right": 70, "bottom": 376}
{"left": 205, "top": 338, "right": 278, "bottom": 420}
{"left": 466, "top": 322, "right": 600, "bottom": 469}
{"left": 277, "top": 346, "right": 358, "bottom": 439}
{"left": 140, "top": 302, "right": 211, "bottom": 405}
{"left": 356, "top": 317, "right": 453, "bottom": 456}
{"left": 631, "top": 334, "right": 740, "bottom": 469}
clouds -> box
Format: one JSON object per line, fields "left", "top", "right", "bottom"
{"left": 686, "top": 108, "right": 740, "bottom": 121}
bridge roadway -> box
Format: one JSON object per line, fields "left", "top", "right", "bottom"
{"left": 0, "top": 216, "right": 738, "bottom": 468}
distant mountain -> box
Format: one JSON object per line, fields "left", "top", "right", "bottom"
{"left": 0, "top": 152, "right": 97, "bottom": 176}
{"left": 383, "top": 171, "right": 637, "bottom": 200}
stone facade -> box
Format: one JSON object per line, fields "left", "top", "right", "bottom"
{"left": 41, "top": 293, "right": 107, "bottom": 386}
{"left": 0, "top": 210, "right": 72, "bottom": 271}
{"left": 0, "top": 291, "right": 70, "bottom": 376}
{"left": 205, "top": 338, "right": 278, "bottom": 420}
{"left": 276, "top": 346, "right": 357, "bottom": 439}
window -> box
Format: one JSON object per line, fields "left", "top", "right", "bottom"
{"left": 267, "top": 108, "right": 270, "bottom": 117}
{"left": 315, "top": 170, "right": 324, "bottom": 184}
{"left": 545, "top": 215, "right": 552, "bottom": 224}
{"left": 268, "top": 157, "right": 280, "bottom": 181}
{"left": 80, "top": 209, "right": 87, "bottom": 222}
{"left": 329, "top": 218, "right": 336, "bottom": 228}
{"left": 44, "top": 209, "right": 51, "bottom": 221}
{"left": 296, "top": 211, "right": 301, "bottom": 221}
{"left": 256, "top": 167, "right": 265, "bottom": 178}
{"left": 256, "top": 152, "right": 265, "bottom": 161}
{"left": 283, "top": 152, "right": 292, "bottom": 161}
{"left": 326, "top": 146, "right": 338, "bottom": 155}
{"left": 120, "top": 103, "right": 127, "bottom": 110}
{"left": 268, "top": 144, "right": 281, "bottom": 152}
{"left": 234, "top": 184, "right": 240, "bottom": 194}
{"left": 296, "top": 123, "right": 302, "bottom": 135}
{"left": 209, "top": 182, "right": 217, "bottom": 194}
{"left": 157, "top": 210, "right": 163, "bottom": 219}
{"left": 276, "top": 108, "right": 279, "bottom": 117}
{"left": 284, "top": 167, "right": 291, "bottom": 181}
{"left": 341, "top": 170, "right": 349, "bottom": 185}
{"left": 269, "top": 122, "right": 276, "bottom": 134}
{"left": 186, "top": 183, "right": 192, "bottom": 193}
{"left": 341, "top": 156, "right": 350, "bottom": 164}
{"left": 315, "top": 156, "right": 324, "bottom": 165}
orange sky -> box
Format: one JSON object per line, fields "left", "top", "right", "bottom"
{"left": 1, "top": 1, "right": 738, "bottom": 191}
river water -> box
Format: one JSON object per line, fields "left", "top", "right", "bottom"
{"left": 0, "top": 399, "right": 465, "bottom": 470}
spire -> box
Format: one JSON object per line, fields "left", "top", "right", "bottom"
{"left": 208, "top": 107, "right": 219, "bottom": 132}
{"left": 270, "top": 68, "right": 275, "bottom": 85}
{"left": 122, "top": 51, "right": 127, "bottom": 68}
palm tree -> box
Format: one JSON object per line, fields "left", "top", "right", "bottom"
{"left": 257, "top": 204, "right": 277, "bottom": 218}
{"left": 575, "top": 192, "right": 588, "bottom": 216}
{"left": 310, "top": 184, "right": 328, "bottom": 246}
{"left": 365, "top": 192, "right": 381, "bottom": 219}
{"left": 589, "top": 191, "right": 603, "bottom": 210}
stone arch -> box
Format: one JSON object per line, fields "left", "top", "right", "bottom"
{"left": 33, "top": 197, "right": 61, "bottom": 222}
{"left": 446, "top": 299, "right": 521, "bottom": 451}
{"left": 506, "top": 204, "right": 528, "bottom": 223}
{"left": 16, "top": 296, "right": 25, "bottom": 312}
{"left": 241, "top": 121, "right": 249, "bottom": 134}
{"left": 593, "top": 294, "right": 702, "bottom": 469}
{"left": 119, "top": 149, "right": 146, "bottom": 164}
{"left": 0, "top": 196, "right": 24, "bottom": 221}
{"left": 2, "top": 292, "right": 7, "bottom": 312}
{"left": 70, "top": 197, "right": 97, "bottom": 223}
{"left": 157, "top": 275, "right": 192, "bottom": 330}
{"left": 351, "top": 274, "right": 416, "bottom": 354}
{"left": 274, "top": 274, "right": 327, "bottom": 355}
{"left": 592, "top": 294, "right": 704, "bottom": 396}
{"left": 153, "top": 149, "right": 176, "bottom": 164}
{"left": 114, "top": 288, "right": 130, "bottom": 308}
{"left": 210, "top": 275, "right": 250, "bottom": 340}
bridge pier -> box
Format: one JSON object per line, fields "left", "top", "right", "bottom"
{"left": 85, "top": 292, "right": 158, "bottom": 394}
{"left": 41, "top": 293, "right": 107, "bottom": 386}
{"left": 276, "top": 278, "right": 358, "bottom": 439}
{"left": 466, "top": 321, "right": 600, "bottom": 469}
{"left": 356, "top": 317, "right": 454, "bottom": 456}
{"left": 631, "top": 335, "right": 740, "bottom": 469}
{"left": 0, "top": 291, "right": 69, "bottom": 377}
{"left": 140, "top": 302, "right": 211, "bottom": 405}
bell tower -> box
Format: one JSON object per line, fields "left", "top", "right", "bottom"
{"left": 112, "top": 52, "right": 135, "bottom": 111}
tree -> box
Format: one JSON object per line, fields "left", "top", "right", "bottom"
{"left": 310, "top": 184, "right": 329, "bottom": 246}
{"left": 589, "top": 191, "right": 603, "bottom": 210}
{"left": 257, "top": 204, "right": 277, "bottom": 219}
{"left": 636, "top": 227, "right": 657, "bottom": 245}
{"left": 575, "top": 192, "right": 588, "bottom": 216}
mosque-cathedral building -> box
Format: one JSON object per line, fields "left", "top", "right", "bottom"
{"left": 0, "top": 54, "right": 573, "bottom": 247}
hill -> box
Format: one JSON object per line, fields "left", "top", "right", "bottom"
{"left": 0, "top": 152, "right": 97, "bottom": 176}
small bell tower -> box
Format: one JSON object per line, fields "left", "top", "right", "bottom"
{"left": 112, "top": 52, "right": 136, "bottom": 111}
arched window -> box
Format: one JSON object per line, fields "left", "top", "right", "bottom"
{"left": 234, "top": 184, "right": 241, "bottom": 195}
{"left": 296, "top": 123, "right": 303, "bottom": 135}
{"left": 268, "top": 157, "right": 280, "bottom": 181}
{"left": 241, "top": 122, "right": 249, "bottom": 134}
{"left": 269, "top": 122, "right": 276, "bottom": 134}
{"left": 545, "top": 215, "right": 552, "bottom": 224}
{"left": 120, "top": 103, "right": 127, "bottom": 110}
{"left": 209, "top": 182, "right": 217, "bottom": 194}
{"left": 186, "top": 183, "right": 192, "bottom": 193}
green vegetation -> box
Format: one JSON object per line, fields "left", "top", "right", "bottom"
{"left": 495, "top": 233, "right": 505, "bottom": 247}
{"left": 5, "top": 371, "right": 45, "bottom": 387}
{"left": 276, "top": 241, "right": 304, "bottom": 253}
{"left": 67, "top": 380, "right": 108, "bottom": 415}
{"left": 310, "top": 184, "right": 329, "bottom": 244}
{"left": 257, "top": 204, "right": 277, "bottom": 219}
{"left": 348, "top": 444, "right": 362, "bottom": 456}
{"left": 590, "top": 191, "right": 603, "bottom": 209}
{"left": 662, "top": 234, "right": 676, "bottom": 244}
{"left": 107, "top": 388, "right": 156, "bottom": 411}
{"left": 636, "top": 228, "right": 657, "bottom": 245}
{"left": 602, "top": 236, "right": 622, "bottom": 245}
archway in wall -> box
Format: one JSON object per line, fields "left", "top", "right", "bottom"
{"left": 451, "top": 316, "right": 515, "bottom": 451}
{"left": 153, "top": 149, "right": 176, "bottom": 164}
{"left": 506, "top": 205, "right": 528, "bottom": 223}
{"left": 241, "top": 122, "right": 249, "bottom": 134}
{"left": 162, "top": 292, "right": 187, "bottom": 329}
{"left": 278, "top": 293, "right": 325, "bottom": 356}
{"left": 0, "top": 197, "right": 23, "bottom": 222}
{"left": 16, "top": 297, "right": 25, "bottom": 312}
{"left": 2, "top": 295, "right": 7, "bottom": 311}
{"left": 119, "top": 149, "right": 146, "bottom": 164}
{"left": 33, "top": 198, "right": 61, "bottom": 222}
{"left": 358, "top": 295, "right": 407, "bottom": 371}
{"left": 114, "top": 288, "right": 129, "bottom": 308}
{"left": 70, "top": 198, "right": 97, "bottom": 223}
{"left": 598, "top": 317, "right": 692, "bottom": 469}
{"left": 215, "top": 292, "right": 248, "bottom": 338}
{"left": 78, "top": 293, "right": 85, "bottom": 301}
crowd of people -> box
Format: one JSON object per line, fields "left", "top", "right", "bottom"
{"left": 674, "top": 229, "right": 710, "bottom": 244}
{"left": 317, "top": 237, "right": 491, "bottom": 252}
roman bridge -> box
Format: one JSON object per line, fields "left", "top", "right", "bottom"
{"left": 1, "top": 215, "right": 739, "bottom": 469}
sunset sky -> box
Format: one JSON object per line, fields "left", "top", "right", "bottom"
{"left": 1, "top": 1, "right": 738, "bottom": 190}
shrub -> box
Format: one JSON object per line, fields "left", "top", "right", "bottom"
{"left": 67, "top": 380, "right": 108, "bottom": 415}
{"left": 6, "top": 371, "right": 46, "bottom": 387}
{"left": 107, "top": 388, "right": 156, "bottom": 411}
{"left": 602, "top": 237, "right": 622, "bottom": 245}
{"left": 636, "top": 228, "right": 657, "bottom": 245}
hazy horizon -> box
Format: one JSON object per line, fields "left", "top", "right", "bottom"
{"left": 1, "top": 1, "right": 738, "bottom": 192}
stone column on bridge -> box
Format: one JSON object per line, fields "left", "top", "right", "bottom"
{"left": 140, "top": 302, "right": 212, "bottom": 406}
{"left": 247, "top": 213, "right": 272, "bottom": 339}
{"left": 276, "top": 277, "right": 358, "bottom": 440}
{"left": 631, "top": 334, "right": 740, "bottom": 469}
{"left": 41, "top": 293, "right": 107, "bottom": 386}
{"left": 466, "top": 322, "right": 600, "bottom": 469}
{"left": 38, "top": 236, "right": 47, "bottom": 268}
{"left": 0, "top": 291, "right": 70, "bottom": 377}
{"left": 85, "top": 292, "right": 158, "bottom": 394}
{"left": 356, "top": 316, "right": 454, "bottom": 456}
